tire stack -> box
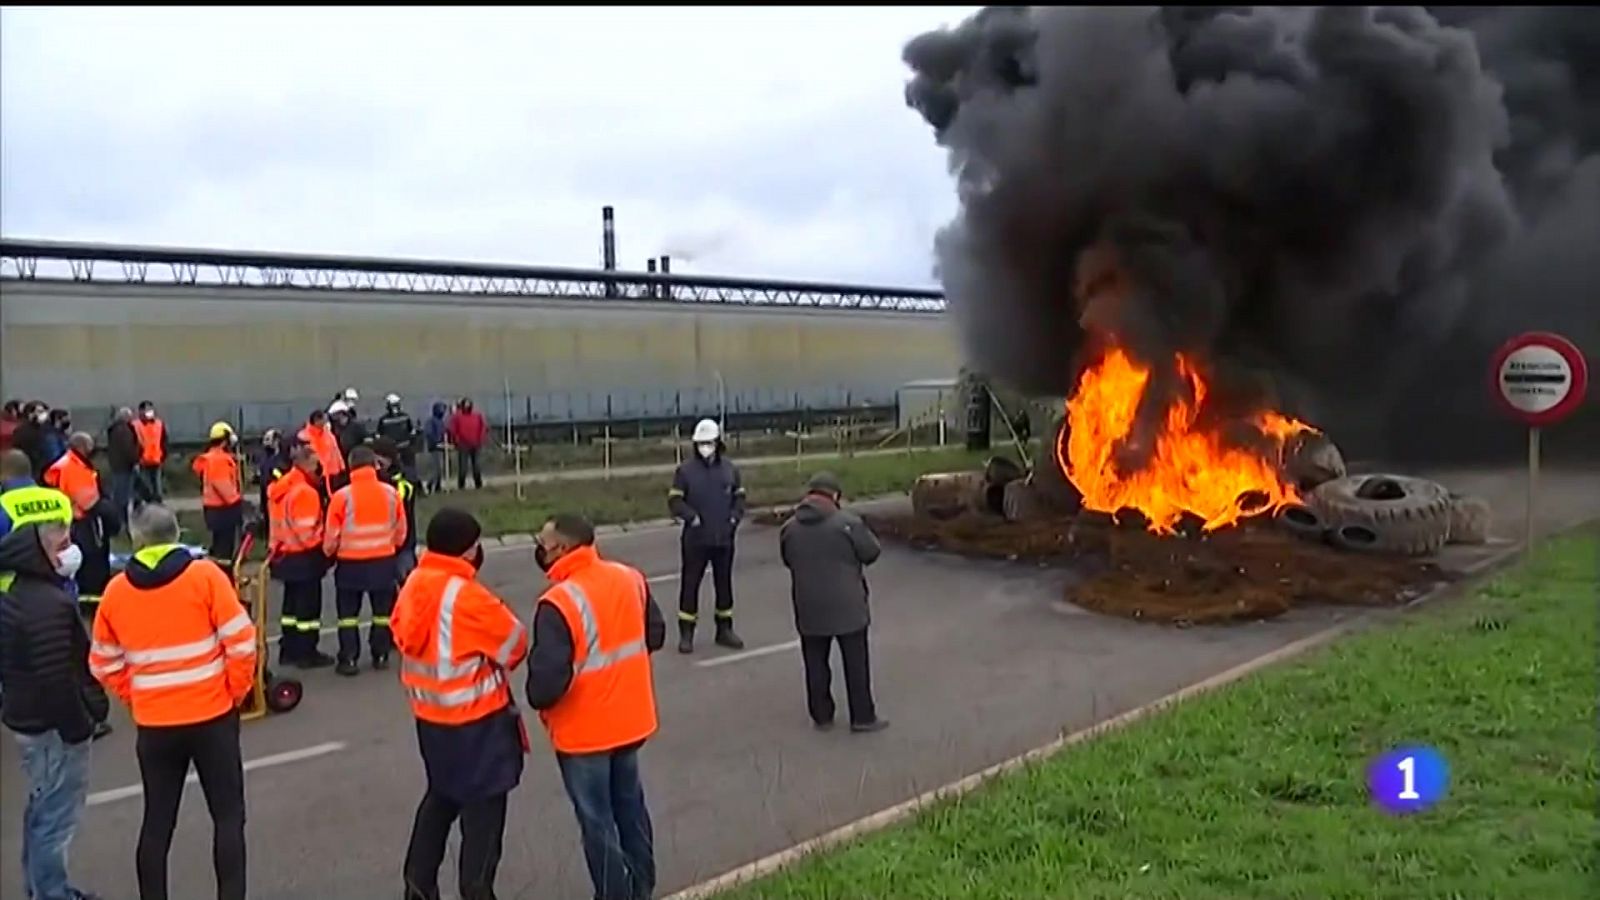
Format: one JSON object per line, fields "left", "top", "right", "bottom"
{"left": 1276, "top": 473, "right": 1491, "bottom": 556}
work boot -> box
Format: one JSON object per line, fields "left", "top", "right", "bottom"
{"left": 371, "top": 653, "right": 391, "bottom": 672}
{"left": 336, "top": 658, "right": 360, "bottom": 677}
{"left": 297, "top": 650, "right": 336, "bottom": 670}
{"left": 92, "top": 721, "right": 113, "bottom": 741}
{"left": 677, "top": 622, "right": 695, "bottom": 655}
{"left": 851, "top": 719, "right": 890, "bottom": 734}
{"left": 714, "top": 620, "right": 745, "bottom": 650}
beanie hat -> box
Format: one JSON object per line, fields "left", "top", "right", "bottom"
{"left": 425, "top": 507, "right": 482, "bottom": 556}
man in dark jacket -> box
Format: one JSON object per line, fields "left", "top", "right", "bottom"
{"left": 778, "top": 472, "right": 887, "bottom": 733}
{"left": 376, "top": 394, "right": 419, "bottom": 480}
{"left": 0, "top": 521, "right": 110, "bottom": 900}
{"left": 422, "top": 402, "right": 449, "bottom": 496}
{"left": 667, "top": 418, "right": 746, "bottom": 653}
{"left": 13, "top": 401, "right": 50, "bottom": 482}
{"left": 106, "top": 406, "right": 140, "bottom": 523}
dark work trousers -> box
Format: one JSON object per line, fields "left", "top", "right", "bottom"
{"left": 278, "top": 579, "right": 325, "bottom": 662}
{"left": 402, "top": 790, "right": 508, "bottom": 900}
{"left": 134, "top": 464, "right": 164, "bottom": 507}
{"left": 71, "top": 516, "right": 111, "bottom": 622}
{"left": 456, "top": 448, "right": 483, "bottom": 490}
{"left": 677, "top": 542, "right": 735, "bottom": 626}
{"left": 135, "top": 710, "right": 246, "bottom": 900}
{"left": 800, "top": 629, "right": 878, "bottom": 727}
{"left": 336, "top": 587, "right": 396, "bottom": 662}
{"left": 556, "top": 745, "right": 655, "bottom": 900}
{"left": 203, "top": 503, "right": 243, "bottom": 574}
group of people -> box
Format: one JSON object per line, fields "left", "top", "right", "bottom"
{"left": 0, "top": 399, "right": 894, "bottom": 900}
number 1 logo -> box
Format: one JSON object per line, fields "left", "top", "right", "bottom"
{"left": 1368, "top": 746, "right": 1447, "bottom": 814}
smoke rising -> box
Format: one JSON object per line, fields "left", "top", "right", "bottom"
{"left": 905, "top": 6, "right": 1599, "bottom": 462}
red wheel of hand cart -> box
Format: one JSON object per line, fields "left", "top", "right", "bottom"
{"left": 235, "top": 534, "right": 304, "bottom": 721}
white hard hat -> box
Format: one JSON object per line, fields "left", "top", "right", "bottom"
{"left": 343, "top": 388, "right": 360, "bottom": 403}
{"left": 328, "top": 400, "right": 350, "bottom": 415}
{"left": 691, "top": 418, "right": 721, "bottom": 443}
{"left": 385, "top": 393, "right": 401, "bottom": 405}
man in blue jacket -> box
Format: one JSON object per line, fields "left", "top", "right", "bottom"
{"left": 422, "top": 402, "right": 448, "bottom": 496}
{"left": 666, "top": 419, "right": 746, "bottom": 654}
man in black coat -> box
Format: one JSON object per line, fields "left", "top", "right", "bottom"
{"left": 106, "top": 406, "right": 140, "bottom": 523}
{"left": 666, "top": 418, "right": 746, "bottom": 653}
{"left": 778, "top": 472, "right": 888, "bottom": 733}
{"left": 375, "top": 394, "right": 419, "bottom": 481}
{"left": 0, "top": 521, "right": 110, "bottom": 900}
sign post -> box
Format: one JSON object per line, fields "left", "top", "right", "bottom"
{"left": 1491, "top": 332, "right": 1589, "bottom": 551}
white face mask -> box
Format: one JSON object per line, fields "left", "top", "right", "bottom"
{"left": 36, "top": 411, "right": 50, "bottom": 423}
{"left": 696, "top": 443, "right": 716, "bottom": 460}
{"left": 142, "top": 410, "right": 155, "bottom": 421}
{"left": 53, "top": 543, "right": 83, "bottom": 580}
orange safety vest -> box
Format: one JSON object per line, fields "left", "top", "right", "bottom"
{"left": 267, "top": 467, "right": 323, "bottom": 555}
{"left": 297, "top": 423, "right": 345, "bottom": 487}
{"left": 133, "top": 418, "right": 166, "bottom": 466}
{"left": 44, "top": 451, "right": 100, "bottom": 520}
{"left": 393, "top": 552, "right": 529, "bottom": 725}
{"left": 191, "top": 447, "right": 242, "bottom": 509}
{"left": 536, "top": 545, "right": 658, "bottom": 754}
{"left": 88, "top": 544, "right": 257, "bottom": 727}
{"left": 323, "top": 467, "right": 402, "bottom": 561}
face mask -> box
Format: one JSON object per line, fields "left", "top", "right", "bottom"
{"left": 35, "top": 411, "right": 50, "bottom": 423}
{"left": 470, "top": 544, "right": 486, "bottom": 572}
{"left": 696, "top": 443, "right": 716, "bottom": 460}
{"left": 142, "top": 410, "right": 155, "bottom": 421}
{"left": 53, "top": 543, "right": 83, "bottom": 580}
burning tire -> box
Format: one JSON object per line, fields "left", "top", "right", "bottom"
{"left": 1310, "top": 475, "right": 1452, "bottom": 557}
{"left": 1276, "top": 503, "right": 1327, "bottom": 541}
{"left": 1447, "top": 493, "right": 1492, "bottom": 545}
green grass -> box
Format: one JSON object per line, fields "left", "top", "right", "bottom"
{"left": 726, "top": 530, "right": 1600, "bottom": 900}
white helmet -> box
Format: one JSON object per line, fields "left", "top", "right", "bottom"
{"left": 384, "top": 393, "right": 401, "bottom": 406}
{"left": 328, "top": 400, "right": 350, "bottom": 416}
{"left": 691, "top": 418, "right": 721, "bottom": 443}
{"left": 343, "top": 387, "right": 360, "bottom": 403}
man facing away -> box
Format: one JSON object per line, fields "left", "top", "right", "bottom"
{"left": 323, "top": 445, "right": 405, "bottom": 676}
{"left": 393, "top": 508, "right": 530, "bottom": 900}
{"left": 106, "top": 407, "right": 139, "bottom": 522}
{"left": 0, "top": 520, "right": 110, "bottom": 900}
{"left": 89, "top": 504, "right": 256, "bottom": 900}
{"left": 666, "top": 418, "right": 746, "bottom": 653}
{"left": 779, "top": 472, "right": 888, "bottom": 734}
{"left": 527, "top": 513, "right": 666, "bottom": 900}
{"left": 370, "top": 437, "right": 420, "bottom": 583}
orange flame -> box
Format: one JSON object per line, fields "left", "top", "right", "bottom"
{"left": 1057, "top": 347, "right": 1316, "bottom": 534}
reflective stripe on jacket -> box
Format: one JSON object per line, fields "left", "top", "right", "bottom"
{"left": 393, "top": 551, "right": 529, "bottom": 725}
{"left": 133, "top": 419, "right": 166, "bottom": 466}
{"left": 89, "top": 544, "right": 257, "bottom": 727}
{"left": 191, "top": 447, "right": 243, "bottom": 509}
{"left": 44, "top": 452, "right": 99, "bottom": 520}
{"left": 323, "top": 467, "right": 402, "bottom": 561}
{"left": 537, "top": 545, "right": 658, "bottom": 754}
{"left": 268, "top": 467, "right": 323, "bottom": 555}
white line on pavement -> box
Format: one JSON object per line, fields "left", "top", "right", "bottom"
{"left": 88, "top": 741, "right": 348, "bottom": 807}
{"left": 695, "top": 639, "right": 800, "bottom": 669}
{"left": 647, "top": 573, "right": 679, "bottom": 584}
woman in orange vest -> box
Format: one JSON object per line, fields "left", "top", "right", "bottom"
{"left": 323, "top": 446, "right": 404, "bottom": 676}
{"left": 296, "top": 408, "right": 346, "bottom": 495}
{"left": 267, "top": 445, "right": 335, "bottom": 669}
{"left": 526, "top": 513, "right": 666, "bottom": 900}
{"left": 392, "top": 507, "right": 529, "bottom": 900}
{"left": 131, "top": 401, "right": 167, "bottom": 508}
{"left": 191, "top": 422, "right": 245, "bottom": 573}
{"left": 44, "top": 431, "right": 116, "bottom": 618}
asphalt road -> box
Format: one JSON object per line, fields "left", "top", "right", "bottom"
{"left": 3, "top": 466, "right": 1595, "bottom": 900}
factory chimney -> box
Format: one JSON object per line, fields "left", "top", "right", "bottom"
{"left": 601, "top": 205, "right": 617, "bottom": 298}
{"left": 658, "top": 255, "right": 671, "bottom": 301}
{"left": 646, "top": 258, "right": 658, "bottom": 299}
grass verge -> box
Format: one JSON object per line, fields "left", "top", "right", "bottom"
{"left": 722, "top": 529, "right": 1598, "bottom": 900}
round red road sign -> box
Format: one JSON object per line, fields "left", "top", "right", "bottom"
{"left": 1490, "top": 331, "right": 1589, "bottom": 427}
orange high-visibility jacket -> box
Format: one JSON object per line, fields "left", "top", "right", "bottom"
{"left": 323, "top": 467, "right": 403, "bottom": 561}
{"left": 44, "top": 451, "right": 100, "bottom": 520}
{"left": 393, "top": 551, "right": 529, "bottom": 725}
{"left": 537, "top": 545, "right": 658, "bottom": 754}
{"left": 191, "top": 447, "right": 243, "bottom": 509}
{"left": 267, "top": 467, "right": 323, "bottom": 555}
{"left": 89, "top": 544, "right": 257, "bottom": 727}
{"left": 133, "top": 418, "right": 166, "bottom": 466}
{"left": 297, "top": 424, "right": 345, "bottom": 488}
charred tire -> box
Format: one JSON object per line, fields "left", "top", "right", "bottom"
{"left": 1447, "top": 493, "right": 1492, "bottom": 545}
{"left": 1002, "top": 479, "right": 1044, "bottom": 523}
{"left": 265, "top": 677, "right": 303, "bottom": 714}
{"left": 1276, "top": 503, "right": 1328, "bottom": 542}
{"left": 1310, "top": 474, "right": 1452, "bottom": 557}
{"left": 911, "top": 472, "right": 986, "bottom": 521}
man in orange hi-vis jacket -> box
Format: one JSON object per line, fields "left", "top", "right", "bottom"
{"left": 89, "top": 504, "right": 255, "bottom": 900}
{"left": 191, "top": 422, "right": 244, "bottom": 571}
{"left": 324, "top": 445, "right": 405, "bottom": 676}
{"left": 393, "top": 507, "right": 530, "bottom": 900}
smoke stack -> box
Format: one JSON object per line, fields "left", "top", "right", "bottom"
{"left": 601, "top": 206, "right": 617, "bottom": 299}
{"left": 658, "top": 255, "right": 672, "bottom": 301}
{"left": 646, "top": 258, "right": 658, "bottom": 299}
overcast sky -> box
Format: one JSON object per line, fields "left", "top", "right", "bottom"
{"left": 1, "top": 6, "right": 975, "bottom": 287}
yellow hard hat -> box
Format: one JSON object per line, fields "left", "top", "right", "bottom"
{"left": 209, "top": 421, "right": 235, "bottom": 441}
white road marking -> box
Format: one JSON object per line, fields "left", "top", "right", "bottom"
{"left": 694, "top": 639, "right": 800, "bottom": 669}
{"left": 647, "top": 573, "right": 679, "bottom": 584}
{"left": 87, "top": 741, "right": 348, "bottom": 807}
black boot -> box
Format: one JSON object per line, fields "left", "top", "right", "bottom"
{"left": 715, "top": 618, "right": 745, "bottom": 650}
{"left": 677, "top": 622, "right": 695, "bottom": 655}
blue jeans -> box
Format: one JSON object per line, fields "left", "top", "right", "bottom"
{"left": 556, "top": 745, "right": 655, "bottom": 900}
{"left": 110, "top": 471, "right": 134, "bottom": 524}
{"left": 12, "top": 730, "right": 92, "bottom": 900}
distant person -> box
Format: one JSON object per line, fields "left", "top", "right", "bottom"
{"left": 667, "top": 418, "right": 746, "bottom": 653}
{"left": 423, "top": 402, "right": 449, "bottom": 496}
{"left": 297, "top": 407, "right": 346, "bottom": 495}
{"left": 191, "top": 422, "right": 245, "bottom": 572}
{"left": 329, "top": 400, "right": 368, "bottom": 459}
{"left": 371, "top": 437, "right": 420, "bottom": 583}
{"left": 251, "top": 427, "right": 290, "bottom": 539}
{"left": 132, "top": 400, "right": 168, "bottom": 508}
{"left": 13, "top": 402, "right": 50, "bottom": 481}
{"left": 268, "top": 445, "right": 334, "bottom": 669}
{"left": 1012, "top": 408, "right": 1032, "bottom": 444}
{"left": 41, "top": 409, "right": 71, "bottom": 471}
{"left": 90, "top": 504, "right": 255, "bottom": 900}
{"left": 323, "top": 446, "right": 405, "bottom": 676}
{"left": 376, "top": 394, "right": 419, "bottom": 480}
{"left": 779, "top": 472, "right": 888, "bottom": 733}
{"left": 527, "top": 513, "right": 666, "bottom": 900}
{"left": 393, "top": 507, "right": 530, "bottom": 900}
{"left": 44, "top": 432, "right": 118, "bottom": 622}
{"left": 447, "top": 398, "right": 487, "bottom": 491}
{"left": 0, "top": 399, "right": 20, "bottom": 453}
{"left": 0, "top": 520, "right": 111, "bottom": 900}
{"left": 107, "top": 406, "right": 140, "bottom": 522}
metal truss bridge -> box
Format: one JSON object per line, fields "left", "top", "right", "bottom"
{"left": 0, "top": 239, "right": 948, "bottom": 313}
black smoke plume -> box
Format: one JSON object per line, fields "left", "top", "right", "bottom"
{"left": 905, "top": 6, "right": 1599, "bottom": 463}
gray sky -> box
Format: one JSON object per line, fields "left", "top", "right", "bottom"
{"left": 0, "top": 6, "right": 974, "bottom": 287}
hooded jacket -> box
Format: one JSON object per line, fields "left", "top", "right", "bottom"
{"left": 424, "top": 403, "right": 449, "bottom": 451}
{"left": 0, "top": 524, "right": 110, "bottom": 741}
{"left": 778, "top": 494, "right": 882, "bottom": 637}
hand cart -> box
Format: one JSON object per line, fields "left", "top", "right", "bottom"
{"left": 234, "top": 532, "right": 304, "bottom": 721}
